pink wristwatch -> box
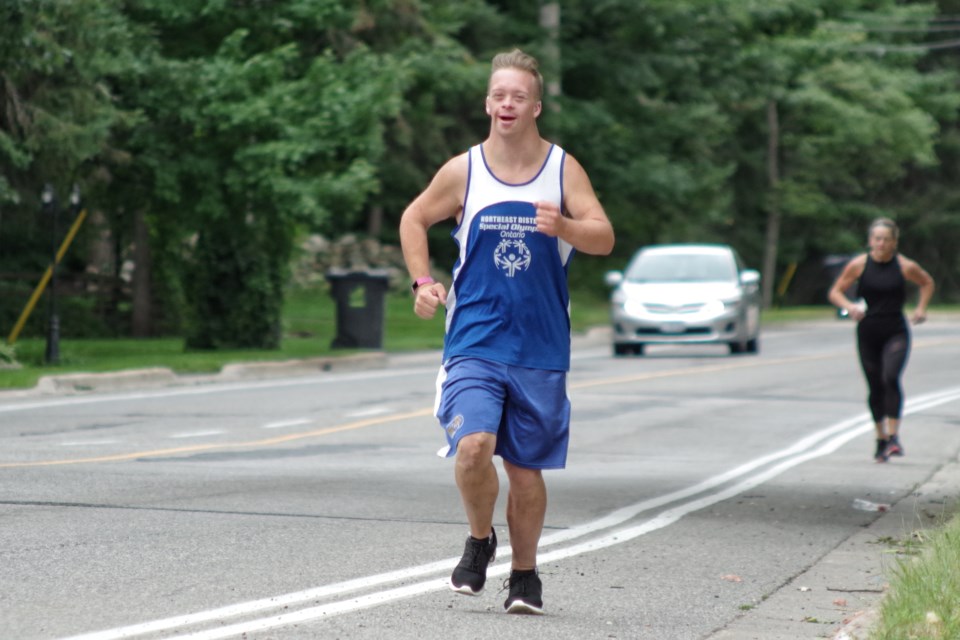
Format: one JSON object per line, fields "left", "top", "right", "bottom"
{"left": 411, "top": 276, "right": 435, "bottom": 293}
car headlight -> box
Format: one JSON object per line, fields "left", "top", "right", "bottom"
{"left": 623, "top": 299, "right": 646, "bottom": 316}
{"left": 701, "top": 299, "right": 725, "bottom": 316}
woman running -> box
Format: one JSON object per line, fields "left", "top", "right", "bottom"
{"left": 829, "top": 218, "right": 935, "bottom": 462}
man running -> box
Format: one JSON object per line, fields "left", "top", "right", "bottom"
{"left": 399, "top": 49, "right": 615, "bottom": 614}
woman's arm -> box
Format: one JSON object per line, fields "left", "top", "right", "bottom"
{"left": 900, "top": 255, "right": 935, "bottom": 324}
{"left": 828, "top": 255, "right": 867, "bottom": 321}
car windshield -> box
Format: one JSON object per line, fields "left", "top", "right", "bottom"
{"left": 625, "top": 252, "right": 737, "bottom": 283}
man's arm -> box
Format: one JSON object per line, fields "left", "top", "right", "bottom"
{"left": 399, "top": 153, "right": 467, "bottom": 319}
{"left": 535, "top": 154, "right": 614, "bottom": 255}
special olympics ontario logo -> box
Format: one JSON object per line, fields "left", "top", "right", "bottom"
{"left": 494, "top": 239, "right": 532, "bottom": 277}
{"left": 445, "top": 415, "right": 464, "bottom": 438}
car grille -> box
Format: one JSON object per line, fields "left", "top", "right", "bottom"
{"left": 636, "top": 327, "right": 711, "bottom": 336}
{"left": 643, "top": 302, "right": 704, "bottom": 314}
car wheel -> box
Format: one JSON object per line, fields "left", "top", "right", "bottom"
{"left": 728, "top": 341, "right": 744, "bottom": 355}
{"left": 745, "top": 337, "right": 760, "bottom": 354}
{"left": 614, "top": 343, "right": 644, "bottom": 357}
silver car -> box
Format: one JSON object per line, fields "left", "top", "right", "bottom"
{"left": 604, "top": 244, "right": 761, "bottom": 356}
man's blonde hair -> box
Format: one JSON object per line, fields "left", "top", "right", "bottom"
{"left": 490, "top": 49, "right": 543, "bottom": 99}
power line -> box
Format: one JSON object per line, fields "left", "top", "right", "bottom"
{"left": 824, "top": 24, "right": 960, "bottom": 33}
{"left": 828, "top": 38, "right": 960, "bottom": 54}
{"left": 842, "top": 13, "right": 960, "bottom": 24}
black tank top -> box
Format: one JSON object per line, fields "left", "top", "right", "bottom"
{"left": 856, "top": 254, "right": 906, "bottom": 318}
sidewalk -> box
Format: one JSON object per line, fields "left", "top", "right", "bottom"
{"left": 708, "top": 457, "right": 960, "bottom": 640}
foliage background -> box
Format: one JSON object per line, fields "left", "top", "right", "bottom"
{"left": 2, "top": 0, "right": 959, "bottom": 348}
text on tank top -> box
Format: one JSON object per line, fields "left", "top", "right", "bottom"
{"left": 442, "top": 144, "right": 575, "bottom": 371}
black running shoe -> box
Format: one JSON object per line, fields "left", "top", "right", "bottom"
{"left": 875, "top": 438, "right": 889, "bottom": 463}
{"left": 503, "top": 568, "right": 544, "bottom": 615}
{"left": 885, "top": 434, "right": 904, "bottom": 457}
{"left": 450, "top": 528, "right": 497, "bottom": 595}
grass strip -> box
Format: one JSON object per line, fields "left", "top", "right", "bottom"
{"left": 873, "top": 513, "right": 960, "bottom": 639}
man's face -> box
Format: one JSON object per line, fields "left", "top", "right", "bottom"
{"left": 485, "top": 68, "right": 542, "bottom": 134}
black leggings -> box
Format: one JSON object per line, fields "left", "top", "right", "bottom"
{"left": 857, "top": 317, "right": 910, "bottom": 423}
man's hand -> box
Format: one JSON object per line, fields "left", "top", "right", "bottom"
{"left": 910, "top": 309, "right": 927, "bottom": 325}
{"left": 414, "top": 282, "right": 447, "bottom": 319}
{"left": 534, "top": 201, "right": 566, "bottom": 238}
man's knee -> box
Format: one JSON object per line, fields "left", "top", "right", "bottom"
{"left": 504, "top": 461, "right": 543, "bottom": 491}
{"left": 456, "top": 433, "right": 495, "bottom": 470}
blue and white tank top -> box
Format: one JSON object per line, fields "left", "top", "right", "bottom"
{"left": 443, "top": 143, "right": 575, "bottom": 371}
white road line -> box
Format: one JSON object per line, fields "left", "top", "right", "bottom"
{"left": 261, "top": 419, "right": 311, "bottom": 429}
{"left": 61, "top": 386, "right": 960, "bottom": 640}
{"left": 344, "top": 406, "right": 392, "bottom": 418}
{"left": 167, "top": 423, "right": 882, "bottom": 640}
{"left": 169, "top": 431, "right": 225, "bottom": 439}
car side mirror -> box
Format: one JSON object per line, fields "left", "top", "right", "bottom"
{"left": 604, "top": 271, "right": 624, "bottom": 287}
{"left": 740, "top": 269, "right": 760, "bottom": 286}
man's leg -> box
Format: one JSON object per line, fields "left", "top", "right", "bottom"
{"left": 449, "top": 432, "right": 500, "bottom": 596}
{"left": 503, "top": 460, "right": 546, "bottom": 570}
{"left": 455, "top": 432, "right": 499, "bottom": 538}
{"left": 502, "top": 460, "right": 546, "bottom": 614}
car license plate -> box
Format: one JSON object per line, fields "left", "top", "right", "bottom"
{"left": 660, "top": 322, "right": 685, "bottom": 334}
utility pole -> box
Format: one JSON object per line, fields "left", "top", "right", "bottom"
{"left": 42, "top": 184, "right": 61, "bottom": 365}
{"left": 540, "top": 2, "right": 562, "bottom": 122}
{"left": 762, "top": 99, "right": 781, "bottom": 310}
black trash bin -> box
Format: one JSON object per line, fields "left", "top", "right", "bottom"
{"left": 326, "top": 268, "right": 391, "bottom": 348}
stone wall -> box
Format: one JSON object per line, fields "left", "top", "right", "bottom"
{"left": 290, "top": 234, "right": 446, "bottom": 291}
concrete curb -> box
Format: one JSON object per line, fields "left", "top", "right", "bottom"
{"left": 217, "top": 352, "right": 388, "bottom": 379}
{"left": 5, "top": 352, "right": 389, "bottom": 398}
{"left": 2, "top": 329, "right": 609, "bottom": 399}
{"left": 34, "top": 367, "right": 179, "bottom": 394}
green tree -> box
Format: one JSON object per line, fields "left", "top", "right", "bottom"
{"left": 0, "top": 0, "right": 139, "bottom": 335}
{"left": 112, "top": 1, "right": 407, "bottom": 348}
{"left": 548, "top": 0, "right": 957, "bottom": 300}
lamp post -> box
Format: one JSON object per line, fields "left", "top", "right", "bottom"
{"left": 43, "top": 183, "right": 60, "bottom": 365}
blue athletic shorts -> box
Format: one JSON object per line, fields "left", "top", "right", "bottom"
{"left": 434, "top": 357, "right": 571, "bottom": 469}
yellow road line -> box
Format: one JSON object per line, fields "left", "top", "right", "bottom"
{"left": 0, "top": 356, "right": 818, "bottom": 468}
{"left": 569, "top": 352, "right": 832, "bottom": 390}
{"left": 3, "top": 336, "right": 957, "bottom": 469}
{"left": 0, "top": 408, "right": 432, "bottom": 469}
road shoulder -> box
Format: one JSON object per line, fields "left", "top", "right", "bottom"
{"left": 708, "top": 456, "right": 960, "bottom": 640}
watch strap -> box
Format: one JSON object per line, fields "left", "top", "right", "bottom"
{"left": 412, "top": 276, "right": 435, "bottom": 292}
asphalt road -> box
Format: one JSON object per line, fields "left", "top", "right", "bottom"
{"left": 1, "top": 317, "right": 959, "bottom": 640}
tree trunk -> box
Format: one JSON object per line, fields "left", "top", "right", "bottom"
{"left": 131, "top": 208, "right": 152, "bottom": 337}
{"left": 539, "top": 2, "right": 562, "bottom": 119}
{"left": 366, "top": 204, "right": 383, "bottom": 239}
{"left": 762, "top": 99, "right": 781, "bottom": 310}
